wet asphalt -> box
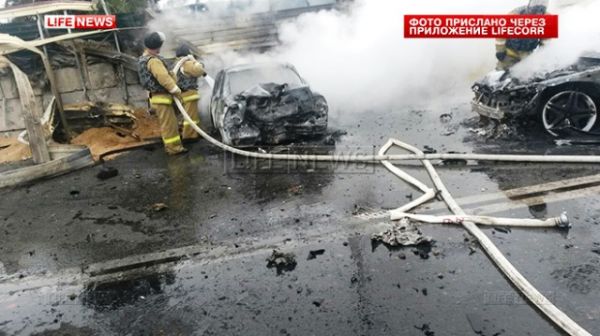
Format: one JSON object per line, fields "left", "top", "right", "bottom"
{"left": 1, "top": 95, "right": 600, "bottom": 335}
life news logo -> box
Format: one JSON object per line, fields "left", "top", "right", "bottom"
{"left": 44, "top": 15, "right": 116, "bottom": 30}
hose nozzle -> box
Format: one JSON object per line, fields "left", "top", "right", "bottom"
{"left": 555, "top": 212, "right": 570, "bottom": 229}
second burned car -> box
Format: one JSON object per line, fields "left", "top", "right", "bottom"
{"left": 209, "top": 62, "right": 329, "bottom": 146}
{"left": 472, "top": 53, "right": 600, "bottom": 137}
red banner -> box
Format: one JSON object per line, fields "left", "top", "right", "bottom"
{"left": 404, "top": 15, "right": 559, "bottom": 39}
{"left": 45, "top": 15, "right": 117, "bottom": 30}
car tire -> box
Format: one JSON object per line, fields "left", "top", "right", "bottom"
{"left": 540, "top": 87, "right": 599, "bottom": 137}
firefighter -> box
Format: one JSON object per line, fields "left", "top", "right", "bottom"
{"left": 496, "top": 0, "right": 548, "bottom": 71}
{"left": 138, "top": 31, "right": 187, "bottom": 155}
{"left": 174, "top": 44, "right": 206, "bottom": 140}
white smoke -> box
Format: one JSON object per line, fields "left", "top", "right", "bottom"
{"left": 203, "top": 0, "right": 525, "bottom": 113}
{"left": 152, "top": 0, "right": 600, "bottom": 113}
{"left": 511, "top": 0, "right": 600, "bottom": 79}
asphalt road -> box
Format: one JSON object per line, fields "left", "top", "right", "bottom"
{"left": 1, "top": 98, "right": 600, "bottom": 335}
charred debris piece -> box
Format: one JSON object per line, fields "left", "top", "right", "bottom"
{"left": 53, "top": 102, "right": 136, "bottom": 140}
{"left": 96, "top": 166, "right": 119, "bottom": 180}
{"left": 307, "top": 249, "right": 325, "bottom": 260}
{"left": 151, "top": 203, "right": 169, "bottom": 212}
{"left": 266, "top": 250, "right": 297, "bottom": 275}
{"left": 371, "top": 218, "right": 434, "bottom": 248}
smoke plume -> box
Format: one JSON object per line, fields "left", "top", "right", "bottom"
{"left": 203, "top": 0, "right": 524, "bottom": 112}
{"left": 153, "top": 0, "right": 600, "bottom": 113}
{"left": 512, "top": 0, "right": 600, "bottom": 79}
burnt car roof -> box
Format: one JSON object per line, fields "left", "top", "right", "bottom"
{"left": 223, "top": 62, "right": 297, "bottom": 74}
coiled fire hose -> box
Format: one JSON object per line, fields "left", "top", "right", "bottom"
{"left": 172, "top": 58, "right": 592, "bottom": 336}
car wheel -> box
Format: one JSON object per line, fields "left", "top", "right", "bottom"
{"left": 541, "top": 90, "right": 598, "bottom": 137}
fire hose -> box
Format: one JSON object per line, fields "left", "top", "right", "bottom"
{"left": 171, "top": 58, "right": 592, "bottom": 336}
{"left": 389, "top": 211, "right": 570, "bottom": 228}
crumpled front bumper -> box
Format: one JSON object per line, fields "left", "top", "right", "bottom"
{"left": 471, "top": 81, "right": 542, "bottom": 121}
{"left": 470, "top": 99, "right": 506, "bottom": 120}
{"left": 224, "top": 116, "right": 328, "bottom": 147}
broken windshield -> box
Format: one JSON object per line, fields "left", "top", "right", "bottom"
{"left": 228, "top": 65, "right": 304, "bottom": 95}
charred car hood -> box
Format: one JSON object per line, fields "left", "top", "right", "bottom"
{"left": 235, "top": 83, "right": 316, "bottom": 124}
{"left": 221, "top": 82, "right": 328, "bottom": 146}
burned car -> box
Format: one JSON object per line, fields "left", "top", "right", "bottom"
{"left": 472, "top": 54, "right": 600, "bottom": 136}
{"left": 209, "top": 62, "right": 328, "bottom": 146}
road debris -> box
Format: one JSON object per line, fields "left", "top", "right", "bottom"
{"left": 493, "top": 227, "right": 511, "bottom": 234}
{"left": 439, "top": 113, "right": 453, "bottom": 123}
{"left": 441, "top": 152, "right": 468, "bottom": 166}
{"left": 307, "top": 249, "right": 325, "bottom": 260}
{"left": 312, "top": 299, "right": 324, "bottom": 307}
{"left": 371, "top": 218, "right": 433, "bottom": 248}
{"left": 151, "top": 203, "right": 168, "bottom": 212}
{"left": 266, "top": 250, "right": 297, "bottom": 275}
{"left": 96, "top": 166, "right": 119, "bottom": 180}
{"left": 466, "top": 313, "right": 506, "bottom": 336}
{"left": 288, "top": 184, "right": 303, "bottom": 195}
{"left": 414, "top": 323, "right": 435, "bottom": 336}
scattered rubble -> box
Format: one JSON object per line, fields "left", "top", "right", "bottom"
{"left": 371, "top": 218, "right": 433, "bottom": 248}
{"left": 441, "top": 151, "right": 468, "bottom": 166}
{"left": 312, "top": 299, "right": 324, "bottom": 307}
{"left": 466, "top": 313, "right": 506, "bottom": 336}
{"left": 288, "top": 184, "right": 303, "bottom": 195}
{"left": 151, "top": 203, "right": 168, "bottom": 212}
{"left": 307, "top": 249, "right": 325, "bottom": 260}
{"left": 441, "top": 124, "right": 459, "bottom": 136}
{"left": 493, "top": 227, "right": 511, "bottom": 234}
{"left": 414, "top": 323, "right": 435, "bottom": 336}
{"left": 412, "top": 245, "right": 434, "bottom": 260}
{"left": 439, "top": 113, "right": 453, "bottom": 123}
{"left": 96, "top": 166, "right": 119, "bottom": 180}
{"left": 423, "top": 146, "right": 437, "bottom": 154}
{"left": 266, "top": 250, "right": 297, "bottom": 275}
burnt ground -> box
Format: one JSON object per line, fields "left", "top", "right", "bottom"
{"left": 1, "top": 97, "right": 600, "bottom": 336}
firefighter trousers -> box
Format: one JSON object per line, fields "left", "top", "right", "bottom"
{"left": 181, "top": 90, "right": 201, "bottom": 140}
{"left": 150, "top": 94, "right": 186, "bottom": 155}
